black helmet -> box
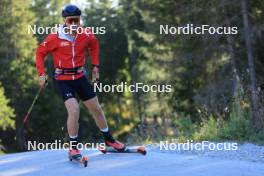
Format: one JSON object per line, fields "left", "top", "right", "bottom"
{"left": 62, "top": 4, "right": 81, "bottom": 17}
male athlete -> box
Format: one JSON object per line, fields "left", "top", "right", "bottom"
{"left": 36, "top": 4, "right": 125, "bottom": 159}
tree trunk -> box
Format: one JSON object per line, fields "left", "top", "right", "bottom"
{"left": 15, "top": 118, "right": 26, "bottom": 151}
{"left": 13, "top": 82, "right": 26, "bottom": 151}
{"left": 226, "top": 35, "right": 240, "bottom": 95}
{"left": 241, "top": 0, "right": 263, "bottom": 130}
{"left": 129, "top": 47, "right": 144, "bottom": 123}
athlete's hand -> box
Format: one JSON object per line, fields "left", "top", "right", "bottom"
{"left": 92, "top": 65, "right": 99, "bottom": 83}
{"left": 38, "top": 75, "right": 47, "bottom": 88}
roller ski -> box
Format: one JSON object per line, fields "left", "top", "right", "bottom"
{"left": 100, "top": 145, "right": 147, "bottom": 155}
{"left": 68, "top": 149, "right": 88, "bottom": 167}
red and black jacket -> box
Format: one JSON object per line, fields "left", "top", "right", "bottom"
{"left": 36, "top": 26, "right": 99, "bottom": 80}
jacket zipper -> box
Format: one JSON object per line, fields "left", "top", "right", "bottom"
{"left": 71, "top": 35, "right": 77, "bottom": 80}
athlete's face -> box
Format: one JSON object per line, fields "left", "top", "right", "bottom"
{"left": 64, "top": 16, "right": 80, "bottom": 32}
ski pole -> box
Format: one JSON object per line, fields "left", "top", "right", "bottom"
{"left": 22, "top": 84, "right": 46, "bottom": 124}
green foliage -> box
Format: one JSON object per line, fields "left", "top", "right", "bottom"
{"left": 173, "top": 113, "right": 197, "bottom": 138}
{"left": 192, "top": 88, "right": 252, "bottom": 142}
{"left": 218, "top": 106, "right": 250, "bottom": 141}
{"left": 217, "top": 81, "right": 251, "bottom": 141}
{"left": 193, "top": 115, "right": 219, "bottom": 141}
{"left": 0, "top": 84, "right": 15, "bottom": 153}
{"left": 0, "top": 85, "right": 15, "bottom": 130}
{"left": 249, "top": 130, "right": 264, "bottom": 144}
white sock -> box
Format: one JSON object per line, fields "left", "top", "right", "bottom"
{"left": 69, "top": 135, "right": 78, "bottom": 139}
{"left": 100, "top": 127, "right": 109, "bottom": 133}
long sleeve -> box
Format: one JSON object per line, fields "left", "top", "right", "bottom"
{"left": 87, "top": 33, "right": 99, "bottom": 66}
{"left": 36, "top": 34, "right": 56, "bottom": 76}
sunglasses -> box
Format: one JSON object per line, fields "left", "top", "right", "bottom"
{"left": 66, "top": 17, "right": 80, "bottom": 24}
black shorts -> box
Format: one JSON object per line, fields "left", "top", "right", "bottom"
{"left": 56, "top": 76, "right": 96, "bottom": 102}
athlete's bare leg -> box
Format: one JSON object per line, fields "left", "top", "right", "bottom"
{"left": 83, "top": 96, "right": 108, "bottom": 130}
{"left": 65, "top": 98, "right": 80, "bottom": 137}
